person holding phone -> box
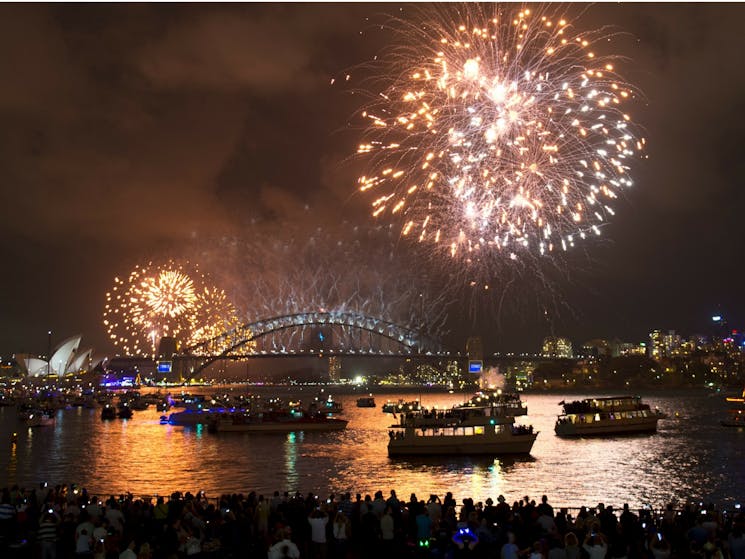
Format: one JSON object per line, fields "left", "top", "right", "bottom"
{"left": 583, "top": 529, "right": 608, "bottom": 559}
{"left": 651, "top": 532, "right": 671, "bottom": 559}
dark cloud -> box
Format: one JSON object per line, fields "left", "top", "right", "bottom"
{"left": 139, "top": 7, "right": 327, "bottom": 92}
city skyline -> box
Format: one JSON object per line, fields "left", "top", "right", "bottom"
{"left": 1, "top": 4, "right": 744, "bottom": 356}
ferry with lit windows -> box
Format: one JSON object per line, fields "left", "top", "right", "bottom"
{"left": 554, "top": 396, "right": 664, "bottom": 437}
{"left": 387, "top": 405, "right": 537, "bottom": 456}
{"left": 457, "top": 390, "right": 528, "bottom": 417}
{"left": 382, "top": 399, "right": 421, "bottom": 414}
{"left": 721, "top": 389, "right": 745, "bottom": 427}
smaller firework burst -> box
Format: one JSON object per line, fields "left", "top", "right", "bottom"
{"left": 103, "top": 261, "right": 241, "bottom": 356}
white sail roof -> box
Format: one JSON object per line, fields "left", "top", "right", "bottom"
{"left": 67, "top": 348, "right": 92, "bottom": 373}
{"left": 24, "top": 357, "right": 50, "bottom": 377}
{"left": 49, "top": 335, "right": 81, "bottom": 376}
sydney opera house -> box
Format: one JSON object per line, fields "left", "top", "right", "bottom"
{"left": 19, "top": 335, "right": 101, "bottom": 377}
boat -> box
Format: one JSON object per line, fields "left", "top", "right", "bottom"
{"left": 554, "top": 396, "right": 664, "bottom": 437}
{"left": 356, "top": 396, "right": 376, "bottom": 408}
{"left": 458, "top": 391, "right": 527, "bottom": 416}
{"left": 165, "top": 395, "right": 253, "bottom": 426}
{"left": 101, "top": 404, "right": 117, "bottom": 420}
{"left": 387, "top": 405, "right": 537, "bottom": 457}
{"left": 722, "top": 389, "right": 745, "bottom": 427}
{"left": 382, "top": 399, "right": 421, "bottom": 414}
{"left": 209, "top": 409, "right": 348, "bottom": 433}
{"left": 310, "top": 393, "right": 343, "bottom": 415}
{"left": 166, "top": 408, "right": 220, "bottom": 426}
{"left": 25, "top": 411, "right": 55, "bottom": 427}
{"left": 117, "top": 404, "right": 133, "bottom": 419}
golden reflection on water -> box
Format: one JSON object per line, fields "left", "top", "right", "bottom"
{"left": 0, "top": 391, "right": 742, "bottom": 508}
{"left": 85, "top": 413, "right": 227, "bottom": 496}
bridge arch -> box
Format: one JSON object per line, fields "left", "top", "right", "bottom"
{"left": 180, "top": 311, "right": 448, "bottom": 377}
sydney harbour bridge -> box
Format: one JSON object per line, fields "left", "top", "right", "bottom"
{"left": 167, "top": 310, "right": 456, "bottom": 381}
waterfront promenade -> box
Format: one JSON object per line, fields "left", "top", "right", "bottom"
{"left": 0, "top": 483, "right": 743, "bottom": 559}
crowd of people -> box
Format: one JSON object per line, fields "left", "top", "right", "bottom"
{"left": 0, "top": 483, "right": 742, "bottom": 559}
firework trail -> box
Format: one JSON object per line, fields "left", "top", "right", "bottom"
{"left": 354, "top": 4, "right": 645, "bottom": 284}
{"left": 103, "top": 260, "right": 240, "bottom": 356}
{"left": 191, "top": 222, "right": 452, "bottom": 353}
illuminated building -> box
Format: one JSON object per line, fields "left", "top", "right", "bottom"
{"left": 648, "top": 330, "right": 664, "bottom": 359}
{"left": 663, "top": 330, "right": 681, "bottom": 356}
{"left": 328, "top": 356, "right": 342, "bottom": 383}
{"left": 619, "top": 342, "right": 647, "bottom": 356}
{"left": 541, "top": 336, "right": 573, "bottom": 358}
{"left": 20, "top": 335, "right": 97, "bottom": 377}
{"left": 504, "top": 362, "right": 535, "bottom": 391}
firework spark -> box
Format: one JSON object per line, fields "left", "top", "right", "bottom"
{"left": 191, "top": 223, "right": 452, "bottom": 352}
{"left": 103, "top": 261, "right": 241, "bottom": 356}
{"left": 356, "top": 4, "right": 645, "bottom": 268}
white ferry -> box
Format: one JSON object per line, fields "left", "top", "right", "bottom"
{"left": 554, "top": 396, "right": 664, "bottom": 437}
{"left": 457, "top": 390, "right": 528, "bottom": 417}
{"left": 382, "top": 399, "right": 421, "bottom": 414}
{"left": 387, "top": 406, "right": 537, "bottom": 457}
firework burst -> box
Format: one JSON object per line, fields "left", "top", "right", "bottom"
{"left": 103, "top": 261, "right": 241, "bottom": 356}
{"left": 355, "top": 4, "right": 645, "bottom": 273}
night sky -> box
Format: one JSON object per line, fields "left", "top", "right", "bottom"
{"left": 1, "top": 3, "right": 744, "bottom": 357}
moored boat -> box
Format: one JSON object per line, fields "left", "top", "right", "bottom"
{"left": 209, "top": 410, "right": 348, "bottom": 433}
{"left": 554, "top": 396, "right": 664, "bottom": 437}
{"left": 25, "top": 411, "right": 55, "bottom": 427}
{"left": 166, "top": 408, "right": 220, "bottom": 426}
{"left": 101, "top": 404, "right": 117, "bottom": 420}
{"left": 117, "top": 404, "right": 133, "bottom": 419}
{"left": 310, "top": 393, "right": 343, "bottom": 415}
{"left": 387, "top": 405, "right": 537, "bottom": 457}
{"left": 356, "top": 396, "right": 376, "bottom": 408}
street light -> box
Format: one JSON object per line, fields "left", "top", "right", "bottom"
{"left": 47, "top": 330, "right": 52, "bottom": 377}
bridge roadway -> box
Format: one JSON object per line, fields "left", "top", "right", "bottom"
{"left": 178, "top": 350, "right": 456, "bottom": 360}
{"left": 171, "top": 310, "right": 589, "bottom": 379}
{"left": 176, "top": 351, "right": 586, "bottom": 361}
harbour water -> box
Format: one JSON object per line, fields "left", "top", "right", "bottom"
{"left": 1, "top": 388, "right": 743, "bottom": 508}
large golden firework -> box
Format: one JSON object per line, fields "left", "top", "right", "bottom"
{"left": 103, "top": 261, "right": 241, "bottom": 356}
{"left": 356, "top": 4, "right": 645, "bottom": 269}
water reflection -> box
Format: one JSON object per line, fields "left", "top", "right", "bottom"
{"left": 0, "top": 392, "right": 743, "bottom": 507}
{"left": 7, "top": 438, "right": 17, "bottom": 481}
{"left": 281, "top": 432, "right": 300, "bottom": 489}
